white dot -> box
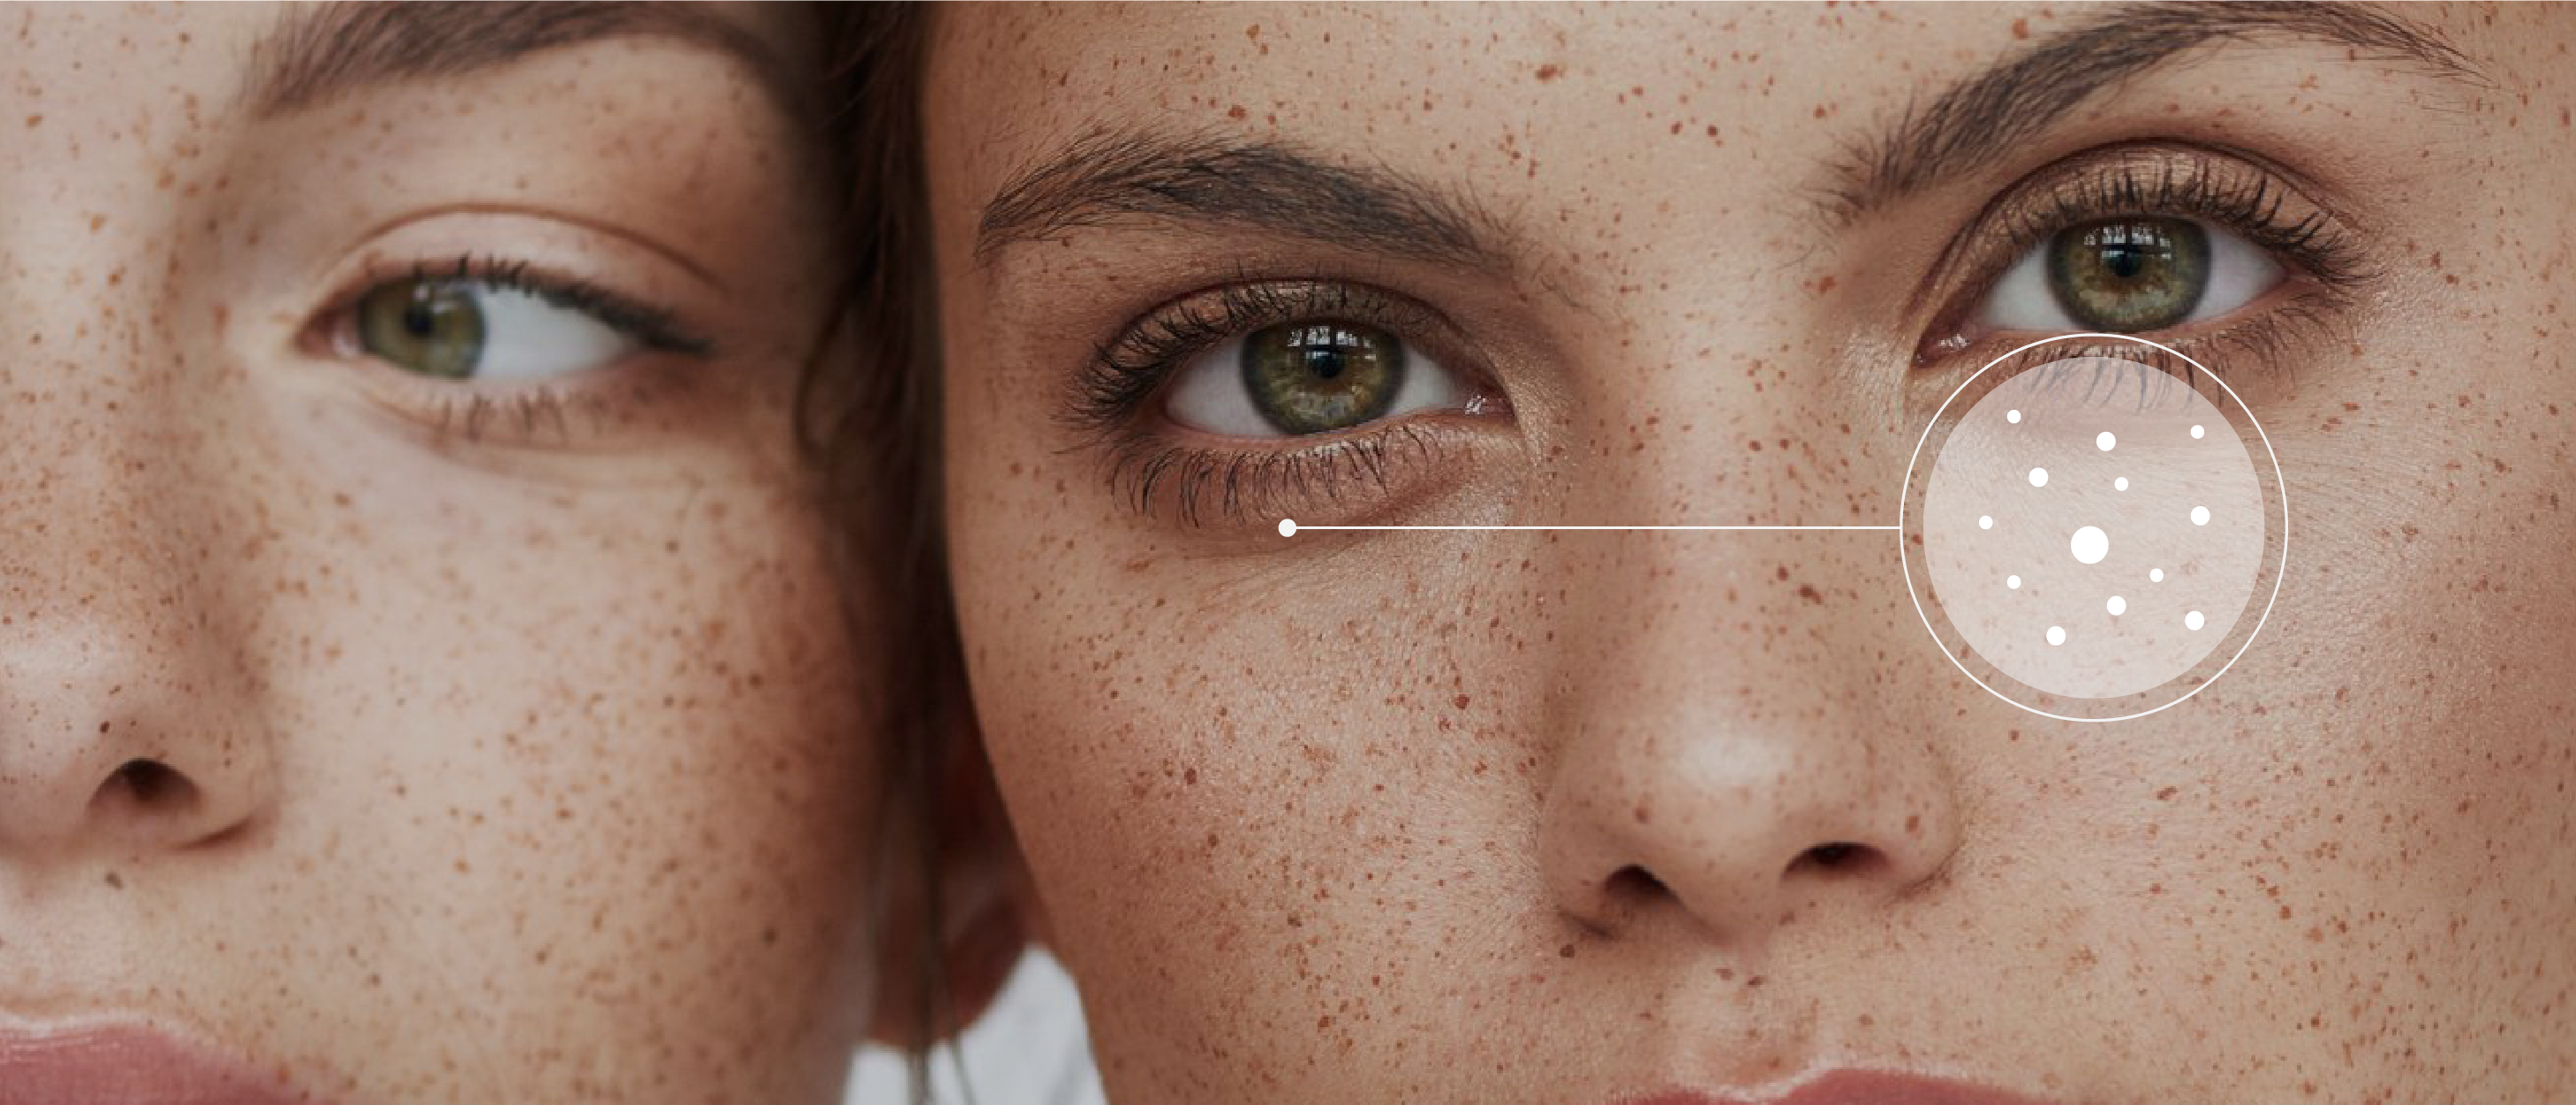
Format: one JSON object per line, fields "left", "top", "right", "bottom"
{"left": 2190, "top": 424, "right": 2206, "bottom": 439}
{"left": 2149, "top": 567, "right": 2164, "bottom": 583}
{"left": 1979, "top": 515, "right": 1993, "bottom": 530}
{"left": 2070, "top": 525, "right": 2109, "bottom": 564}
{"left": 2190, "top": 505, "right": 2210, "bottom": 526}
{"left": 2106, "top": 595, "right": 2127, "bottom": 616}
{"left": 2185, "top": 610, "right": 2206, "bottom": 632}
{"left": 2007, "top": 409, "right": 2021, "bottom": 424}
{"left": 2028, "top": 467, "right": 2049, "bottom": 488}
{"left": 2046, "top": 625, "right": 2066, "bottom": 647}
{"left": 2006, "top": 574, "right": 2021, "bottom": 589}
{"left": 2114, "top": 476, "right": 2129, "bottom": 491}
{"left": 2096, "top": 431, "right": 2117, "bottom": 451}
{"left": 1277, "top": 518, "right": 1298, "bottom": 537}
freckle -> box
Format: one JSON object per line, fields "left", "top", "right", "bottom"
{"left": 1535, "top": 63, "right": 1562, "bottom": 81}
{"left": 2012, "top": 17, "right": 2030, "bottom": 38}
{"left": 1748, "top": 440, "right": 1762, "bottom": 451}
{"left": 1451, "top": 694, "right": 1469, "bottom": 709}
{"left": 1227, "top": 104, "right": 1245, "bottom": 120}
{"left": 1815, "top": 275, "right": 1836, "bottom": 295}
{"left": 1775, "top": 565, "right": 1790, "bottom": 582}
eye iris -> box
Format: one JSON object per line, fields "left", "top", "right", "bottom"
{"left": 358, "top": 279, "right": 487, "bottom": 380}
{"left": 1242, "top": 320, "right": 1404, "bottom": 435}
{"left": 2044, "top": 217, "right": 2210, "bottom": 332}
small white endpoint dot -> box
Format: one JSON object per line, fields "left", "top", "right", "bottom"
{"left": 2185, "top": 610, "right": 2206, "bottom": 632}
{"left": 1278, "top": 518, "right": 1297, "bottom": 537}
{"left": 2191, "top": 424, "right": 2206, "bottom": 439}
{"left": 2007, "top": 574, "right": 2021, "bottom": 590}
{"left": 1979, "top": 515, "right": 1993, "bottom": 530}
{"left": 2107, "top": 594, "right": 2126, "bottom": 616}
{"left": 2150, "top": 567, "right": 2164, "bottom": 583}
{"left": 2007, "top": 409, "right": 2021, "bottom": 424}
{"left": 2191, "top": 505, "right": 2210, "bottom": 526}
{"left": 2096, "top": 431, "right": 2116, "bottom": 451}
{"left": 2114, "top": 476, "right": 2129, "bottom": 491}
{"left": 2046, "top": 625, "right": 2066, "bottom": 647}
{"left": 2028, "top": 467, "right": 2048, "bottom": 488}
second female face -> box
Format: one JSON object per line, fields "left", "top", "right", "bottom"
{"left": 0, "top": 4, "right": 944, "bottom": 1102}
{"left": 925, "top": 4, "right": 2576, "bottom": 1104}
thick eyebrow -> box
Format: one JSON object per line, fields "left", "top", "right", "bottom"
{"left": 974, "top": 128, "right": 1509, "bottom": 270}
{"left": 1826, "top": 2, "right": 2486, "bottom": 223}
{"left": 246, "top": 1, "right": 803, "bottom": 120}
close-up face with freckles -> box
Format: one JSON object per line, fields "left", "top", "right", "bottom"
{"left": 924, "top": 4, "right": 2576, "bottom": 1104}
{"left": 2, "top": 3, "right": 917, "bottom": 1102}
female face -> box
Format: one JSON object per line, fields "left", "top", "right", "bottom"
{"left": 2, "top": 4, "right": 892, "bottom": 1102}
{"left": 930, "top": 4, "right": 2576, "bottom": 1102}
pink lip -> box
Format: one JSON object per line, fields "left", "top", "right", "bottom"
{"left": 0, "top": 1025, "right": 311, "bottom": 1105}
{"left": 1622, "top": 1069, "right": 2066, "bottom": 1105}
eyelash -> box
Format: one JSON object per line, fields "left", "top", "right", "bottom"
{"left": 319, "top": 254, "right": 715, "bottom": 444}
{"left": 1069, "top": 147, "right": 2370, "bottom": 527}
{"left": 1066, "top": 280, "right": 1486, "bottom": 526}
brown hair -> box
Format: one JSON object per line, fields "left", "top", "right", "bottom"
{"left": 815, "top": 3, "right": 971, "bottom": 1099}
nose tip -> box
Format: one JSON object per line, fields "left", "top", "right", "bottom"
{"left": 0, "top": 725, "right": 254, "bottom": 857}
{"left": 0, "top": 630, "right": 276, "bottom": 862}
{"left": 1540, "top": 731, "right": 1960, "bottom": 950}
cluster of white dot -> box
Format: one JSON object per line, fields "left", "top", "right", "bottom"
{"left": 1992, "top": 411, "right": 2218, "bottom": 648}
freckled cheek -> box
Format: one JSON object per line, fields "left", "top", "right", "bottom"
{"left": 243, "top": 488, "right": 880, "bottom": 1093}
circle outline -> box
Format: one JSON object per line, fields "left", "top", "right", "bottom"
{"left": 1898, "top": 332, "right": 2289, "bottom": 723}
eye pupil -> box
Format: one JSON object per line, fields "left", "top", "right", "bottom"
{"left": 2045, "top": 216, "right": 2210, "bottom": 332}
{"left": 1243, "top": 321, "right": 1404, "bottom": 435}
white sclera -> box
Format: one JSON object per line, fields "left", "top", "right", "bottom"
{"left": 2029, "top": 467, "right": 2049, "bottom": 488}
{"left": 1979, "top": 515, "right": 1993, "bottom": 530}
{"left": 2096, "top": 431, "right": 2117, "bottom": 451}
{"left": 2149, "top": 567, "right": 2164, "bottom": 583}
{"left": 2046, "top": 625, "right": 2066, "bottom": 647}
{"left": 2186, "top": 610, "right": 2206, "bottom": 632}
{"left": 2107, "top": 595, "right": 2127, "bottom": 616}
{"left": 2007, "top": 575, "right": 2021, "bottom": 589}
{"left": 2070, "top": 525, "right": 2110, "bottom": 564}
{"left": 2114, "top": 476, "right": 2129, "bottom": 491}
{"left": 2191, "top": 505, "right": 2211, "bottom": 526}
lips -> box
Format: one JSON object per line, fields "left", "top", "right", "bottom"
{"left": 0, "top": 1024, "right": 311, "bottom": 1105}
{"left": 1621, "top": 1069, "right": 2067, "bottom": 1105}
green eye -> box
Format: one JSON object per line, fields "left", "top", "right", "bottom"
{"left": 2045, "top": 217, "right": 2210, "bottom": 331}
{"left": 358, "top": 279, "right": 487, "bottom": 380}
{"left": 1241, "top": 320, "right": 1406, "bottom": 435}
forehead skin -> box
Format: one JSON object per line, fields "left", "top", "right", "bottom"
{"left": 929, "top": 4, "right": 2576, "bottom": 1104}
{"left": 0, "top": 4, "right": 881, "bottom": 1103}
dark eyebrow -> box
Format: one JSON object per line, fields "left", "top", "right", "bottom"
{"left": 974, "top": 128, "right": 1509, "bottom": 270}
{"left": 246, "top": 1, "right": 803, "bottom": 120}
{"left": 1826, "top": 2, "right": 2486, "bottom": 223}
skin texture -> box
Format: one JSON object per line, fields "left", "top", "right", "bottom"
{"left": 927, "top": 4, "right": 2576, "bottom": 1103}
{"left": 1, "top": 4, "right": 895, "bottom": 1102}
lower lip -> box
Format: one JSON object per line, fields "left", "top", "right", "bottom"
{"left": 0, "top": 1026, "right": 309, "bottom": 1105}
{"left": 1625, "top": 1070, "right": 2064, "bottom": 1105}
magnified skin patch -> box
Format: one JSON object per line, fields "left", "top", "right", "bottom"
{"left": 1906, "top": 347, "right": 2283, "bottom": 718}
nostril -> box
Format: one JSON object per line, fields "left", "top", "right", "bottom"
{"left": 1791, "top": 841, "right": 1885, "bottom": 875}
{"left": 94, "top": 758, "right": 200, "bottom": 814}
{"left": 1604, "top": 864, "right": 1669, "bottom": 904}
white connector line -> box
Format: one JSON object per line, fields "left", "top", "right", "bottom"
{"left": 1278, "top": 520, "right": 1895, "bottom": 536}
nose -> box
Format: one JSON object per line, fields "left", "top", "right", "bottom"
{"left": 0, "top": 618, "right": 273, "bottom": 856}
{"left": 1537, "top": 536, "right": 1961, "bottom": 949}
{"left": 0, "top": 243, "right": 276, "bottom": 864}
